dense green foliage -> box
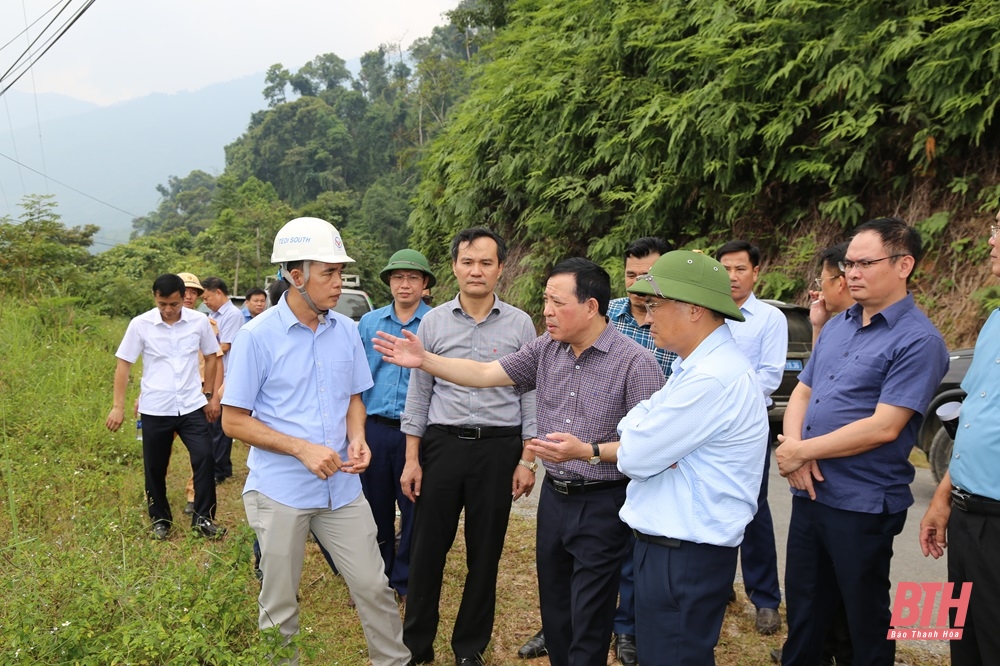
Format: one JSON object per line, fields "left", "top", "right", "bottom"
{"left": 409, "top": 0, "right": 1000, "bottom": 311}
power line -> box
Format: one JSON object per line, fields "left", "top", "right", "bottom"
{"left": 0, "top": 149, "right": 142, "bottom": 219}
{"left": 21, "top": 0, "right": 51, "bottom": 193}
{"left": 0, "top": 0, "right": 64, "bottom": 56}
{"left": 0, "top": 0, "right": 97, "bottom": 98}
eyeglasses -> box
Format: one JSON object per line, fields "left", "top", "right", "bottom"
{"left": 813, "top": 275, "right": 842, "bottom": 289}
{"left": 838, "top": 254, "right": 906, "bottom": 272}
{"left": 389, "top": 273, "right": 425, "bottom": 283}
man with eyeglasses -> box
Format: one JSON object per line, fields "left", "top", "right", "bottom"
{"left": 774, "top": 217, "right": 948, "bottom": 666}
{"left": 616, "top": 250, "right": 769, "bottom": 663}
{"left": 357, "top": 249, "right": 437, "bottom": 606}
{"left": 715, "top": 240, "right": 787, "bottom": 636}
{"left": 517, "top": 236, "right": 674, "bottom": 664}
{"left": 808, "top": 242, "right": 853, "bottom": 346}
{"left": 919, "top": 214, "right": 1000, "bottom": 666}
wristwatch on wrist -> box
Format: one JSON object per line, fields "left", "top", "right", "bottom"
{"left": 203, "top": 392, "right": 213, "bottom": 399}
{"left": 518, "top": 459, "right": 538, "bottom": 473}
{"left": 587, "top": 442, "right": 601, "bottom": 465}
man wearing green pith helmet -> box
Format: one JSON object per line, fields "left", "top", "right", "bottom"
{"left": 357, "top": 249, "right": 437, "bottom": 605}
{"left": 617, "top": 250, "right": 769, "bottom": 665}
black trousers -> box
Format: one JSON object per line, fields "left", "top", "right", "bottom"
{"left": 537, "top": 479, "right": 630, "bottom": 666}
{"left": 141, "top": 409, "right": 217, "bottom": 526}
{"left": 782, "top": 496, "right": 905, "bottom": 666}
{"left": 403, "top": 427, "right": 522, "bottom": 661}
{"left": 948, "top": 506, "right": 1000, "bottom": 666}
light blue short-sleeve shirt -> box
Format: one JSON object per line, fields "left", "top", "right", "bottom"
{"left": 222, "top": 293, "right": 374, "bottom": 510}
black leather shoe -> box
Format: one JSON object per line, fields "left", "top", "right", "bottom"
{"left": 183, "top": 501, "right": 194, "bottom": 515}
{"left": 755, "top": 607, "right": 782, "bottom": 635}
{"left": 614, "top": 633, "right": 637, "bottom": 666}
{"left": 518, "top": 629, "right": 546, "bottom": 659}
{"left": 192, "top": 516, "right": 227, "bottom": 539}
{"left": 455, "top": 657, "right": 484, "bottom": 665}
{"left": 151, "top": 522, "right": 170, "bottom": 540}
{"left": 770, "top": 648, "right": 782, "bottom": 664}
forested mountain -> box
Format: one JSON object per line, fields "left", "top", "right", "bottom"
{"left": 4, "top": 0, "right": 1000, "bottom": 346}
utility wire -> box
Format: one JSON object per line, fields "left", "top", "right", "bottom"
{"left": 2, "top": 94, "right": 26, "bottom": 193}
{"left": 0, "top": 0, "right": 97, "bottom": 98}
{"left": 0, "top": 149, "right": 142, "bottom": 219}
{"left": 0, "top": 0, "right": 74, "bottom": 89}
{"left": 0, "top": 0, "right": 64, "bottom": 56}
{"left": 22, "top": 0, "right": 50, "bottom": 193}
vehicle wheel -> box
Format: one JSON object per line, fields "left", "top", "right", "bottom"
{"left": 929, "top": 426, "right": 954, "bottom": 484}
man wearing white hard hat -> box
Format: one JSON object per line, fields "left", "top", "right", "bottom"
{"left": 221, "top": 217, "right": 409, "bottom": 664}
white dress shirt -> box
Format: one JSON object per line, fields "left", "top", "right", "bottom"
{"left": 725, "top": 292, "right": 787, "bottom": 405}
{"left": 116, "top": 307, "right": 220, "bottom": 416}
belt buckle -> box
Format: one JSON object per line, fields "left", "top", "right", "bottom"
{"left": 457, "top": 426, "right": 480, "bottom": 440}
{"left": 550, "top": 479, "right": 570, "bottom": 495}
{"left": 951, "top": 488, "right": 970, "bottom": 512}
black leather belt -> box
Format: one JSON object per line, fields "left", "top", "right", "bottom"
{"left": 370, "top": 415, "right": 401, "bottom": 428}
{"left": 432, "top": 424, "right": 521, "bottom": 440}
{"left": 952, "top": 488, "right": 1000, "bottom": 516}
{"left": 632, "top": 529, "right": 681, "bottom": 549}
{"left": 545, "top": 475, "right": 629, "bottom": 495}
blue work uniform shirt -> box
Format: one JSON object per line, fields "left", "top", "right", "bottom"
{"left": 222, "top": 292, "right": 374, "bottom": 510}
{"left": 795, "top": 294, "right": 948, "bottom": 513}
{"left": 358, "top": 300, "right": 431, "bottom": 419}
{"left": 950, "top": 308, "right": 1000, "bottom": 501}
{"left": 607, "top": 297, "right": 676, "bottom": 378}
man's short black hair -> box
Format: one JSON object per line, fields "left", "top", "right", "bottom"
{"left": 715, "top": 240, "right": 761, "bottom": 267}
{"left": 268, "top": 279, "right": 290, "bottom": 306}
{"left": 245, "top": 286, "right": 267, "bottom": 300}
{"left": 851, "top": 217, "right": 924, "bottom": 271}
{"left": 450, "top": 227, "right": 507, "bottom": 263}
{"left": 201, "top": 277, "right": 229, "bottom": 295}
{"left": 152, "top": 273, "right": 185, "bottom": 298}
{"left": 624, "top": 237, "right": 671, "bottom": 263}
{"left": 549, "top": 257, "right": 611, "bottom": 316}
{"left": 818, "top": 242, "right": 849, "bottom": 275}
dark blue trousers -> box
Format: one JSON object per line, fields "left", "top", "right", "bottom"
{"left": 537, "top": 479, "right": 630, "bottom": 666}
{"left": 782, "top": 496, "right": 906, "bottom": 666}
{"left": 207, "top": 417, "right": 233, "bottom": 482}
{"left": 948, "top": 506, "right": 1000, "bottom": 666}
{"left": 738, "top": 446, "right": 781, "bottom": 609}
{"left": 360, "top": 417, "right": 413, "bottom": 596}
{"left": 634, "top": 537, "right": 738, "bottom": 665}
{"left": 613, "top": 531, "right": 637, "bottom": 634}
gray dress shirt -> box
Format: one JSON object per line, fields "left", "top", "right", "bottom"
{"left": 401, "top": 294, "right": 537, "bottom": 440}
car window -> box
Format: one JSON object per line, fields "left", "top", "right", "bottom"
{"left": 334, "top": 293, "right": 374, "bottom": 322}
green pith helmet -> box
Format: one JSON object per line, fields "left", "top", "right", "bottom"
{"left": 379, "top": 249, "right": 437, "bottom": 289}
{"left": 627, "top": 250, "right": 744, "bottom": 321}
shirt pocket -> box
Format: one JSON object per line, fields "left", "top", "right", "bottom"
{"left": 837, "top": 353, "right": 889, "bottom": 401}
{"left": 321, "top": 360, "right": 354, "bottom": 400}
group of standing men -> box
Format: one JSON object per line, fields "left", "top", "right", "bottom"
{"left": 106, "top": 210, "right": 1000, "bottom": 666}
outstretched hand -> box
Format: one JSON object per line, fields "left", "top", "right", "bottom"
{"left": 373, "top": 330, "right": 425, "bottom": 368}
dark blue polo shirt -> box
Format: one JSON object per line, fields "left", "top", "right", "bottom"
{"left": 794, "top": 294, "right": 948, "bottom": 514}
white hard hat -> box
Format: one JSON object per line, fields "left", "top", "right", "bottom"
{"left": 271, "top": 217, "right": 355, "bottom": 265}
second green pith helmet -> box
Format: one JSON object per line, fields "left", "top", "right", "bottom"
{"left": 379, "top": 249, "right": 437, "bottom": 289}
{"left": 627, "top": 250, "right": 744, "bottom": 321}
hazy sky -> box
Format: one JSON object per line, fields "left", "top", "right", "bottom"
{"left": 0, "top": 0, "right": 460, "bottom": 105}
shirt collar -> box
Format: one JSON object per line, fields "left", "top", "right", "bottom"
{"left": 385, "top": 300, "right": 432, "bottom": 325}
{"left": 844, "top": 292, "right": 915, "bottom": 328}
{"left": 155, "top": 307, "right": 197, "bottom": 326}
{"left": 672, "top": 324, "right": 733, "bottom": 374}
{"left": 610, "top": 298, "right": 646, "bottom": 328}
{"left": 274, "top": 291, "right": 332, "bottom": 333}
{"left": 448, "top": 293, "right": 502, "bottom": 320}
{"left": 738, "top": 291, "right": 760, "bottom": 317}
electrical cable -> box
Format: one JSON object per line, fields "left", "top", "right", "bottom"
{"left": 0, "top": 149, "right": 142, "bottom": 219}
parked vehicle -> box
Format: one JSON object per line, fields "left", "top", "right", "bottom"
{"left": 919, "top": 347, "right": 973, "bottom": 482}
{"left": 762, "top": 299, "right": 813, "bottom": 434}
{"left": 333, "top": 274, "right": 375, "bottom": 322}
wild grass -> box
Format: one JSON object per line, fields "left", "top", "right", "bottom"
{"left": 0, "top": 302, "right": 947, "bottom": 664}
